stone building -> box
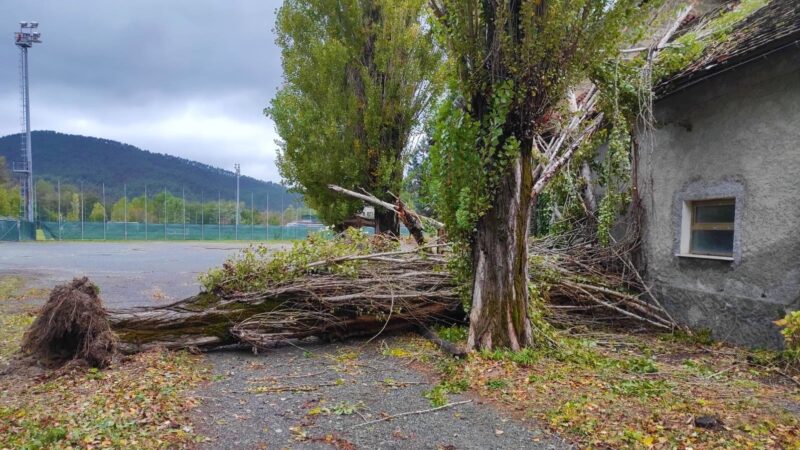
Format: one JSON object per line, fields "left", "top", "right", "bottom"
{"left": 637, "top": 0, "right": 800, "bottom": 347}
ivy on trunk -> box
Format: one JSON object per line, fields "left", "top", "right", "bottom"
{"left": 428, "top": 0, "right": 650, "bottom": 351}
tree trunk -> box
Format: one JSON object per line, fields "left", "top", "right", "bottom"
{"left": 467, "top": 151, "right": 534, "bottom": 351}
{"left": 374, "top": 206, "right": 400, "bottom": 236}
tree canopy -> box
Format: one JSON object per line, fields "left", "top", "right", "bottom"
{"left": 268, "top": 0, "right": 440, "bottom": 232}
{"left": 427, "top": 0, "right": 651, "bottom": 350}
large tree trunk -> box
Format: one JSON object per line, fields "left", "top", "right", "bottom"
{"left": 467, "top": 151, "right": 534, "bottom": 351}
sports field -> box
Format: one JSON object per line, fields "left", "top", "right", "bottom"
{"left": 0, "top": 241, "right": 288, "bottom": 308}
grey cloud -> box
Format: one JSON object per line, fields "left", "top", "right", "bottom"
{"left": 0, "top": 0, "right": 284, "bottom": 181}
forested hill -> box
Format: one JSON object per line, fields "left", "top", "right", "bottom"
{"left": 0, "top": 131, "right": 300, "bottom": 210}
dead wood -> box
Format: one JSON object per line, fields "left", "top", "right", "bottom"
{"left": 102, "top": 251, "right": 462, "bottom": 354}
{"left": 327, "top": 184, "right": 443, "bottom": 246}
{"left": 21, "top": 222, "right": 678, "bottom": 362}
{"left": 530, "top": 224, "right": 678, "bottom": 331}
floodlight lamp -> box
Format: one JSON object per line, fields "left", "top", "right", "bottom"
{"left": 30, "top": 22, "right": 38, "bottom": 28}
{"left": 20, "top": 21, "right": 29, "bottom": 28}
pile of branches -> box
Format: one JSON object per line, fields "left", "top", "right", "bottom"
{"left": 530, "top": 223, "right": 676, "bottom": 331}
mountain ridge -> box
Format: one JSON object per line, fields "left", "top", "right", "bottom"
{"left": 0, "top": 130, "right": 300, "bottom": 211}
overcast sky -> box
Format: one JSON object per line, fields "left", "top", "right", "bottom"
{"left": 0, "top": 1, "right": 284, "bottom": 182}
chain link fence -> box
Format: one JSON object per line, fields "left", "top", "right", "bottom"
{"left": 1, "top": 219, "right": 326, "bottom": 242}
{"left": 0, "top": 219, "right": 35, "bottom": 241}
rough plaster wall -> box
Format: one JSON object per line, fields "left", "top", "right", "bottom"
{"left": 637, "top": 46, "right": 800, "bottom": 348}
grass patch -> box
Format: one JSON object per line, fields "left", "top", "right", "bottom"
{"left": 0, "top": 281, "right": 209, "bottom": 449}
{"left": 0, "top": 275, "right": 24, "bottom": 300}
{"left": 415, "top": 330, "right": 800, "bottom": 448}
{"left": 435, "top": 325, "right": 468, "bottom": 344}
{"left": 424, "top": 379, "right": 469, "bottom": 407}
{"left": 0, "top": 350, "right": 208, "bottom": 449}
{"left": 0, "top": 312, "right": 34, "bottom": 364}
{"left": 610, "top": 379, "right": 671, "bottom": 398}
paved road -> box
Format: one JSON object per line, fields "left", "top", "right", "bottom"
{"left": 0, "top": 241, "right": 286, "bottom": 308}
{"left": 197, "top": 339, "right": 568, "bottom": 450}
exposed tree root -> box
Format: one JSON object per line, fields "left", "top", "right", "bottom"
{"left": 21, "top": 277, "right": 117, "bottom": 368}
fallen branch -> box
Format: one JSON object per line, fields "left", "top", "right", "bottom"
{"left": 350, "top": 400, "right": 473, "bottom": 428}
{"left": 327, "top": 184, "right": 443, "bottom": 246}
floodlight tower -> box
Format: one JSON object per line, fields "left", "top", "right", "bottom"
{"left": 234, "top": 163, "right": 241, "bottom": 239}
{"left": 13, "top": 21, "right": 42, "bottom": 222}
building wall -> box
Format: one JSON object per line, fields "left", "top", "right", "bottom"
{"left": 637, "top": 45, "right": 800, "bottom": 348}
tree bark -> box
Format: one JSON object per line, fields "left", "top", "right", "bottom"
{"left": 467, "top": 151, "right": 534, "bottom": 351}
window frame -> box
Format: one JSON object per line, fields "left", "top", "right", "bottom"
{"left": 689, "top": 198, "right": 735, "bottom": 257}
{"left": 678, "top": 197, "right": 737, "bottom": 261}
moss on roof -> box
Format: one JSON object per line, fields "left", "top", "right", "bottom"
{"left": 655, "top": 0, "right": 800, "bottom": 95}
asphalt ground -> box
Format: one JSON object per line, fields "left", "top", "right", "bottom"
{"left": 0, "top": 241, "right": 567, "bottom": 449}
{"left": 0, "top": 241, "right": 282, "bottom": 308}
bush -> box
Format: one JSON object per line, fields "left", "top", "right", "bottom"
{"left": 775, "top": 311, "right": 800, "bottom": 361}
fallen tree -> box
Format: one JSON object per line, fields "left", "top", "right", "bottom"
{"left": 20, "top": 224, "right": 679, "bottom": 368}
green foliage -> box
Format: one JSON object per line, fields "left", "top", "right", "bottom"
{"left": 435, "top": 325, "right": 468, "bottom": 344}
{"left": 428, "top": 1, "right": 655, "bottom": 309}
{"left": 200, "top": 228, "right": 394, "bottom": 294}
{"left": 423, "top": 379, "right": 469, "bottom": 407}
{"left": 88, "top": 202, "right": 106, "bottom": 222}
{"left": 775, "top": 310, "right": 800, "bottom": 362}
{"left": 620, "top": 357, "right": 658, "bottom": 374}
{"left": 485, "top": 378, "right": 509, "bottom": 390}
{"left": 429, "top": 81, "right": 517, "bottom": 242}
{"left": 268, "top": 0, "right": 441, "bottom": 227}
{"left": 655, "top": 0, "right": 769, "bottom": 79}
{"left": 0, "top": 184, "right": 20, "bottom": 218}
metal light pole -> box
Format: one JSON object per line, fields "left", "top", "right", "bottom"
{"left": 265, "top": 193, "right": 269, "bottom": 240}
{"left": 200, "top": 191, "right": 204, "bottom": 240}
{"left": 217, "top": 192, "right": 221, "bottom": 240}
{"left": 250, "top": 192, "right": 254, "bottom": 240}
{"left": 12, "top": 22, "right": 41, "bottom": 223}
{"left": 57, "top": 178, "right": 61, "bottom": 240}
{"left": 102, "top": 183, "right": 106, "bottom": 240}
{"left": 144, "top": 185, "right": 148, "bottom": 240}
{"left": 182, "top": 186, "right": 186, "bottom": 240}
{"left": 164, "top": 187, "right": 167, "bottom": 240}
{"left": 234, "top": 163, "right": 240, "bottom": 240}
{"left": 123, "top": 184, "right": 128, "bottom": 240}
{"left": 80, "top": 182, "right": 84, "bottom": 240}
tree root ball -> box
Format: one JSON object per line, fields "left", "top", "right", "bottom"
{"left": 21, "top": 277, "right": 117, "bottom": 368}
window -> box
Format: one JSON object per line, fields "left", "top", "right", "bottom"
{"left": 684, "top": 199, "right": 735, "bottom": 258}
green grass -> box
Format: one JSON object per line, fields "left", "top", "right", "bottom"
{"left": 0, "top": 275, "right": 24, "bottom": 300}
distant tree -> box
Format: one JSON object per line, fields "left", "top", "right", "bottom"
{"left": 35, "top": 180, "right": 58, "bottom": 221}
{"left": 67, "top": 193, "right": 81, "bottom": 221}
{"left": 88, "top": 202, "right": 106, "bottom": 222}
{"left": 0, "top": 156, "right": 10, "bottom": 185}
{"left": 268, "top": 0, "right": 440, "bottom": 234}
{"left": 110, "top": 197, "right": 127, "bottom": 222}
{"left": 0, "top": 185, "right": 20, "bottom": 218}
